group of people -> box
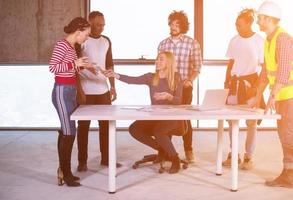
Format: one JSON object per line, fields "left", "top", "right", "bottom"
{"left": 49, "top": 1, "right": 293, "bottom": 189}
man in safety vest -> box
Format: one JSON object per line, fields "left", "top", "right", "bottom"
{"left": 255, "top": 1, "right": 293, "bottom": 188}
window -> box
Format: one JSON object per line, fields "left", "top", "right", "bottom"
{"left": 90, "top": 0, "right": 194, "bottom": 59}
{"left": 201, "top": 0, "right": 292, "bottom": 127}
{"left": 0, "top": 65, "right": 56, "bottom": 127}
{"left": 204, "top": 0, "right": 293, "bottom": 60}
{"left": 3, "top": 0, "right": 289, "bottom": 128}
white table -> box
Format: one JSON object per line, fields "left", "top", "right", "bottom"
{"left": 71, "top": 105, "right": 280, "bottom": 193}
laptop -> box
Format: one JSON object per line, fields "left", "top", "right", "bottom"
{"left": 190, "top": 89, "right": 229, "bottom": 111}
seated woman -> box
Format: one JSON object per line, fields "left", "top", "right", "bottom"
{"left": 104, "top": 51, "right": 184, "bottom": 174}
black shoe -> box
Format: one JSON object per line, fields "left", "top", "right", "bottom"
{"left": 58, "top": 167, "right": 80, "bottom": 183}
{"left": 169, "top": 155, "right": 181, "bottom": 174}
{"left": 157, "top": 148, "right": 170, "bottom": 162}
{"left": 69, "top": 172, "right": 80, "bottom": 181}
{"left": 63, "top": 176, "right": 81, "bottom": 187}
{"left": 77, "top": 163, "right": 88, "bottom": 172}
{"left": 100, "top": 161, "right": 122, "bottom": 168}
{"left": 58, "top": 135, "right": 81, "bottom": 187}
{"left": 58, "top": 167, "right": 81, "bottom": 187}
{"left": 265, "top": 169, "right": 293, "bottom": 188}
{"left": 57, "top": 167, "right": 64, "bottom": 186}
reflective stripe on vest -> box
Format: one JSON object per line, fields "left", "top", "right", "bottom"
{"left": 266, "top": 70, "right": 293, "bottom": 88}
{"left": 264, "top": 27, "right": 293, "bottom": 101}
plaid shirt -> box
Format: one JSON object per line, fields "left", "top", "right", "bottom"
{"left": 158, "top": 35, "right": 202, "bottom": 80}
{"left": 276, "top": 32, "right": 293, "bottom": 84}
{"left": 260, "top": 32, "right": 293, "bottom": 84}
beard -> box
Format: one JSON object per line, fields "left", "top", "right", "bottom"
{"left": 170, "top": 31, "right": 180, "bottom": 37}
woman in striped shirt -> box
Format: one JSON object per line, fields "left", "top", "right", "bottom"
{"left": 49, "top": 17, "right": 92, "bottom": 187}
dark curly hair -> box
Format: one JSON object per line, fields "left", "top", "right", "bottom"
{"left": 64, "top": 17, "right": 90, "bottom": 34}
{"left": 168, "top": 10, "right": 189, "bottom": 34}
{"left": 237, "top": 8, "right": 255, "bottom": 24}
{"left": 89, "top": 11, "right": 104, "bottom": 21}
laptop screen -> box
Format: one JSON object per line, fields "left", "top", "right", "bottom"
{"left": 200, "top": 89, "right": 229, "bottom": 109}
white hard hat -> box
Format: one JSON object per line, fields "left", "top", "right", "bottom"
{"left": 257, "top": 1, "right": 282, "bottom": 19}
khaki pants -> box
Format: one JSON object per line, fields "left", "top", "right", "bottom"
{"left": 276, "top": 98, "right": 293, "bottom": 169}
{"left": 228, "top": 120, "right": 257, "bottom": 157}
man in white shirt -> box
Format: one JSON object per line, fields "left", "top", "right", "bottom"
{"left": 223, "top": 9, "right": 264, "bottom": 170}
{"left": 77, "top": 11, "right": 121, "bottom": 171}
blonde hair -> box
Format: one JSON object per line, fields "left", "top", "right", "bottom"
{"left": 152, "top": 51, "right": 178, "bottom": 91}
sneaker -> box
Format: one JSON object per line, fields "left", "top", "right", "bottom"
{"left": 185, "top": 150, "right": 195, "bottom": 163}
{"left": 222, "top": 152, "right": 241, "bottom": 167}
{"left": 77, "top": 163, "right": 88, "bottom": 172}
{"left": 265, "top": 169, "right": 293, "bottom": 188}
{"left": 100, "top": 161, "right": 122, "bottom": 168}
{"left": 240, "top": 154, "right": 253, "bottom": 170}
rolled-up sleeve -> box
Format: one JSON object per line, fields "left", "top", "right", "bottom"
{"left": 190, "top": 40, "right": 202, "bottom": 73}
{"left": 276, "top": 33, "right": 293, "bottom": 84}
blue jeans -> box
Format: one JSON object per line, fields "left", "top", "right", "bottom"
{"left": 52, "top": 83, "right": 77, "bottom": 135}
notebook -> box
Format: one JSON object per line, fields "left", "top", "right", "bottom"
{"left": 190, "top": 89, "right": 229, "bottom": 111}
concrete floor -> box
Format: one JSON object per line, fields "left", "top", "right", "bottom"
{"left": 0, "top": 130, "right": 293, "bottom": 200}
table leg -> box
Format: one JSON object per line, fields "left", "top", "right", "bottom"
{"left": 216, "top": 120, "right": 224, "bottom": 176}
{"left": 230, "top": 120, "right": 239, "bottom": 192}
{"left": 108, "top": 120, "right": 116, "bottom": 194}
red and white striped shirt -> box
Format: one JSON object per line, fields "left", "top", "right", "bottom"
{"left": 49, "top": 39, "right": 79, "bottom": 84}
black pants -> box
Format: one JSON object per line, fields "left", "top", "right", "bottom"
{"left": 129, "top": 120, "right": 184, "bottom": 157}
{"left": 77, "top": 91, "right": 111, "bottom": 165}
{"left": 182, "top": 86, "right": 193, "bottom": 151}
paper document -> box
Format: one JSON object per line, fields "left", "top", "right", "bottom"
{"left": 121, "top": 106, "right": 144, "bottom": 110}
{"left": 226, "top": 105, "right": 264, "bottom": 113}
